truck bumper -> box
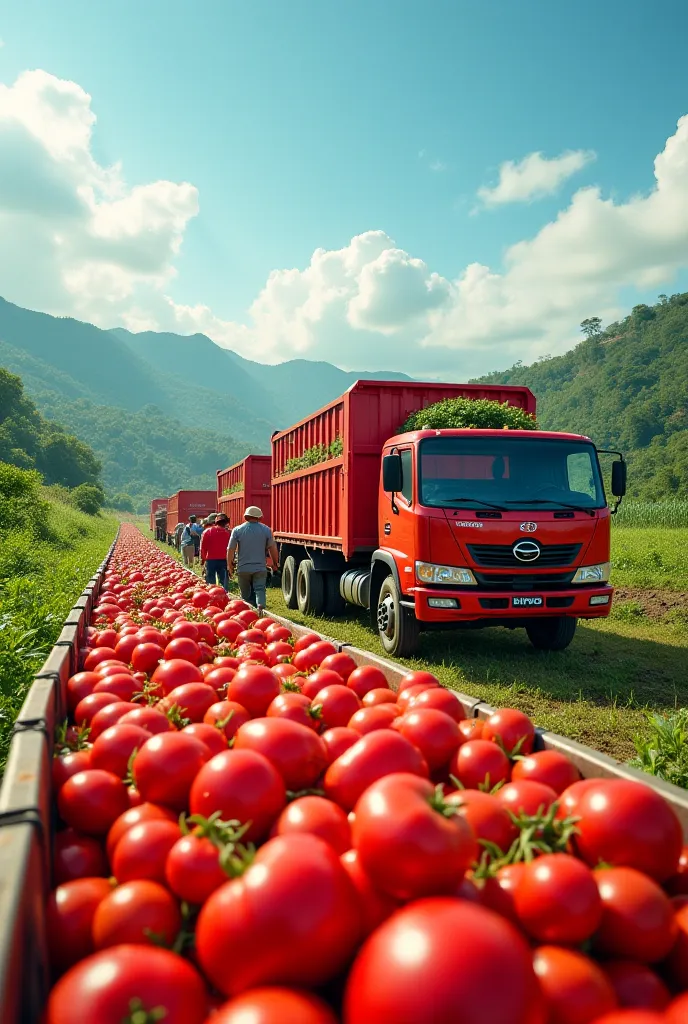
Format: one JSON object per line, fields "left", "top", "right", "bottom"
{"left": 409, "top": 585, "right": 614, "bottom": 624}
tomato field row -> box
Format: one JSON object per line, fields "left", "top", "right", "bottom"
{"left": 6, "top": 523, "right": 688, "bottom": 1022}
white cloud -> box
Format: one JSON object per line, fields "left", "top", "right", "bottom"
{"left": 1, "top": 66, "right": 688, "bottom": 380}
{"left": 0, "top": 69, "right": 198, "bottom": 321}
{"left": 430, "top": 160, "right": 447, "bottom": 172}
{"left": 478, "top": 148, "right": 596, "bottom": 207}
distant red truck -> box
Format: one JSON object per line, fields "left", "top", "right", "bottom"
{"left": 165, "top": 490, "right": 217, "bottom": 544}
{"left": 149, "top": 498, "right": 167, "bottom": 534}
{"left": 217, "top": 455, "right": 271, "bottom": 531}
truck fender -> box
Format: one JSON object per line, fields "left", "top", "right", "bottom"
{"left": 369, "top": 551, "right": 402, "bottom": 622}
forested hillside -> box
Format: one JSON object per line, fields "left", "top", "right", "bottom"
{"left": 477, "top": 293, "right": 688, "bottom": 498}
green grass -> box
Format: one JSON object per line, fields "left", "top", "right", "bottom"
{"left": 613, "top": 500, "right": 688, "bottom": 529}
{"left": 0, "top": 488, "right": 118, "bottom": 769}
{"left": 150, "top": 525, "right": 688, "bottom": 764}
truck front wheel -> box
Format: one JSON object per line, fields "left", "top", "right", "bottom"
{"left": 281, "top": 555, "right": 299, "bottom": 609}
{"left": 377, "top": 576, "right": 420, "bottom": 658}
{"left": 526, "top": 616, "right": 577, "bottom": 651}
{"left": 296, "top": 559, "right": 326, "bottom": 616}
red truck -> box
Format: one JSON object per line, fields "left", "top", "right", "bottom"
{"left": 271, "top": 380, "right": 626, "bottom": 657}
{"left": 217, "top": 455, "right": 272, "bottom": 531}
{"left": 149, "top": 498, "right": 168, "bottom": 539}
{"left": 165, "top": 490, "right": 217, "bottom": 545}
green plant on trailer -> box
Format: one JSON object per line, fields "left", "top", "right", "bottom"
{"left": 401, "top": 397, "right": 537, "bottom": 433}
{"left": 281, "top": 437, "right": 344, "bottom": 476}
{"left": 222, "top": 482, "right": 243, "bottom": 495}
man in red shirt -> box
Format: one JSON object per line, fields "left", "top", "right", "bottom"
{"left": 200, "top": 513, "right": 231, "bottom": 590}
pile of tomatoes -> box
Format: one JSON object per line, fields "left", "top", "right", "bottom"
{"left": 45, "top": 524, "right": 688, "bottom": 1023}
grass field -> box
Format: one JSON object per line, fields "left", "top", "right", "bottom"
{"left": 151, "top": 525, "right": 687, "bottom": 762}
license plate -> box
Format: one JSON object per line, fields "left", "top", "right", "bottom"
{"left": 512, "top": 596, "right": 543, "bottom": 608}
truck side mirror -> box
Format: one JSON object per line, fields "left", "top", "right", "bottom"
{"left": 611, "top": 460, "right": 627, "bottom": 498}
{"left": 382, "top": 454, "right": 403, "bottom": 493}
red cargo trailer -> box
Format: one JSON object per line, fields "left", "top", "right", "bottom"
{"left": 149, "top": 497, "right": 167, "bottom": 533}
{"left": 272, "top": 380, "right": 627, "bottom": 657}
{"left": 165, "top": 490, "right": 217, "bottom": 544}
{"left": 217, "top": 455, "right": 271, "bottom": 530}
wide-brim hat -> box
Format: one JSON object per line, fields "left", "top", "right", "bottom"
{"left": 244, "top": 506, "right": 263, "bottom": 518}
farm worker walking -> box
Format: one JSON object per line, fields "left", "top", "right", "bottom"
{"left": 180, "top": 516, "right": 197, "bottom": 568}
{"left": 190, "top": 516, "right": 203, "bottom": 564}
{"left": 201, "top": 513, "right": 231, "bottom": 590}
{"left": 227, "top": 506, "right": 279, "bottom": 615}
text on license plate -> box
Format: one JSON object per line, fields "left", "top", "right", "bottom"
{"left": 512, "top": 596, "right": 543, "bottom": 607}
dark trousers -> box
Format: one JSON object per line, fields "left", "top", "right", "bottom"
{"left": 205, "top": 559, "right": 229, "bottom": 590}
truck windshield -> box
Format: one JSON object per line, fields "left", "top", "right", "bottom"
{"left": 419, "top": 436, "right": 605, "bottom": 511}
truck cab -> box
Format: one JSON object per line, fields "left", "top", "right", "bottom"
{"left": 372, "top": 428, "right": 626, "bottom": 656}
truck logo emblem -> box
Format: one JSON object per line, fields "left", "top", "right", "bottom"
{"left": 520, "top": 522, "right": 537, "bottom": 533}
{"left": 513, "top": 540, "right": 541, "bottom": 562}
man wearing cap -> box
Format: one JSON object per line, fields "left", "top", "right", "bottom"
{"left": 227, "top": 506, "right": 279, "bottom": 614}
{"left": 190, "top": 515, "right": 204, "bottom": 564}
{"left": 201, "top": 513, "right": 231, "bottom": 590}
{"left": 180, "top": 515, "right": 199, "bottom": 567}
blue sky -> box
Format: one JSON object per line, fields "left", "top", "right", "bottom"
{"left": 1, "top": 0, "right": 688, "bottom": 376}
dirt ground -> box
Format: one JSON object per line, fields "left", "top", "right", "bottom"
{"left": 614, "top": 587, "right": 688, "bottom": 619}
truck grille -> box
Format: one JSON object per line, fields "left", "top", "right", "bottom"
{"left": 468, "top": 543, "right": 581, "bottom": 568}
{"left": 473, "top": 571, "right": 575, "bottom": 591}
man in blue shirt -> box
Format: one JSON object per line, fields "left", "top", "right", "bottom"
{"left": 189, "top": 516, "right": 203, "bottom": 564}
{"left": 227, "top": 506, "right": 279, "bottom": 614}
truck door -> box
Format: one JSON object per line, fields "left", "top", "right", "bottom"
{"left": 382, "top": 448, "right": 416, "bottom": 593}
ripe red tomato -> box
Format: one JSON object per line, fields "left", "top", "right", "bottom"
{"left": 204, "top": 700, "right": 251, "bottom": 740}
{"left": 568, "top": 780, "right": 683, "bottom": 882}
{"left": 106, "top": 803, "right": 177, "bottom": 862}
{"left": 92, "top": 879, "right": 181, "bottom": 949}
{"left": 533, "top": 945, "right": 617, "bottom": 1024}
{"left": 667, "top": 995, "right": 688, "bottom": 1024}
{"left": 571, "top": 1011, "right": 663, "bottom": 1024}
{"left": 119, "top": 706, "right": 172, "bottom": 735}
{"left": 89, "top": 700, "right": 140, "bottom": 740}
{"left": 497, "top": 780, "right": 558, "bottom": 817}
{"left": 274, "top": 795, "right": 351, "bottom": 854}
{"left": 321, "top": 726, "right": 360, "bottom": 763}
{"left": 83, "top": 647, "right": 119, "bottom": 671}
{"left": 166, "top": 833, "right": 228, "bottom": 904}
{"left": 398, "top": 670, "right": 441, "bottom": 693}
{"left": 58, "top": 770, "right": 128, "bottom": 836}
{"left": 340, "top": 848, "right": 401, "bottom": 936}
{"left": 512, "top": 853, "right": 602, "bottom": 944}
{"left": 112, "top": 818, "right": 181, "bottom": 884}
{"left": 459, "top": 718, "right": 484, "bottom": 741}
{"left": 53, "top": 829, "right": 108, "bottom": 885}
{"left": 234, "top": 718, "right": 328, "bottom": 791}
{"left": 164, "top": 682, "right": 217, "bottom": 722}
{"left": 324, "top": 729, "right": 429, "bottom": 811}
{"left": 182, "top": 722, "right": 228, "bottom": 755}
{"left": 320, "top": 652, "right": 357, "bottom": 680}
{"left": 52, "top": 750, "right": 92, "bottom": 792}
{"left": 353, "top": 774, "right": 477, "bottom": 900}
{"left": 603, "top": 961, "right": 670, "bottom": 1011}
{"left": 408, "top": 686, "right": 466, "bottom": 721}
{"left": 196, "top": 834, "right": 361, "bottom": 997}
{"left": 46, "top": 877, "right": 113, "bottom": 974}
{"left": 45, "top": 945, "right": 208, "bottom": 1024}
{"left": 293, "top": 641, "right": 338, "bottom": 673}
{"left": 151, "top": 658, "right": 204, "bottom": 694}
{"left": 450, "top": 739, "right": 511, "bottom": 791}
{"left": 190, "top": 749, "right": 286, "bottom": 842}
{"left": 300, "top": 669, "right": 344, "bottom": 699}
{"left": 444, "top": 789, "right": 517, "bottom": 853}
{"left": 217, "top": 618, "right": 243, "bottom": 643}
{"left": 267, "top": 692, "right": 321, "bottom": 731}
{"left": 74, "top": 691, "right": 122, "bottom": 726}
{"left": 203, "top": 667, "right": 237, "bottom": 695}
{"left": 665, "top": 846, "right": 688, "bottom": 896}
{"left": 211, "top": 989, "right": 338, "bottom": 1024}
{"left": 482, "top": 708, "right": 536, "bottom": 755}
{"left": 594, "top": 866, "right": 678, "bottom": 963}
{"left": 395, "top": 709, "right": 461, "bottom": 771}
{"left": 133, "top": 732, "right": 212, "bottom": 811}
{"left": 346, "top": 665, "right": 388, "bottom": 698}
{"left": 343, "top": 897, "right": 540, "bottom": 1024}
{"left": 511, "top": 749, "right": 580, "bottom": 794}
{"left": 348, "top": 704, "right": 399, "bottom": 734}
{"left": 66, "top": 671, "right": 101, "bottom": 712}
{"left": 227, "top": 665, "right": 280, "bottom": 717}
{"left": 131, "top": 642, "right": 164, "bottom": 674}
{"left": 312, "top": 685, "right": 361, "bottom": 729}
{"left": 293, "top": 632, "right": 321, "bottom": 652}
{"left": 93, "top": 673, "right": 140, "bottom": 701}
{"left": 90, "top": 724, "right": 150, "bottom": 778}
{"left": 164, "top": 636, "right": 202, "bottom": 664}
{"left": 362, "top": 687, "right": 398, "bottom": 706}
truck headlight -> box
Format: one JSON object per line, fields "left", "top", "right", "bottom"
{"left": 572, "top": 562, "right": 611, "bottom": 584}
{"left": 415, "top": 561, "right": 477, "bottom": 586}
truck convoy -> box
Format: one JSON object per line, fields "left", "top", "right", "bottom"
{"left": 149, "top": 498, "right": 168, "bottom": 541}
{"left": 270, "top": 380, "right": 626, "bottom": 657}
{"left": 164, "top": 490, "right": 217, "bottom": 545}
{"left": 217, "top": 455, "right": 272, "bottom": 530}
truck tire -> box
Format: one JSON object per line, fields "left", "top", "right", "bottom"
{"left": 281, "top": 555, "right": 299, "bottom": 609}
{"left": 296, "top": 559, "right": 326, "bottom": 616}
{"left": 377, "top": 576, "right": 420, "bottom": 658}
{"left": 323, "top": 572, "right": 346, "bottom": 616}
{"left": 526, "top": 616, "right": 577, "bottom": 651}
